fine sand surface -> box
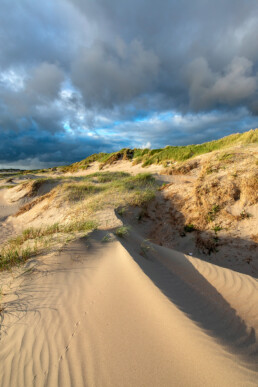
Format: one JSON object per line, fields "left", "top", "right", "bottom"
{"left": 0, "top": 230, "right": 258, "bottom": 386}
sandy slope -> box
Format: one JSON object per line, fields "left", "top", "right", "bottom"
{"left": 0, "top": 231, "right": 257, "bottom": 386}
{"left": 64, "top": 159, "right": 163, "bottom": 177}
{"left": 0, "top": 189, "right": 22, "bottom": 244}
{"left": 1, "top": 146, "right": 257, "bottom": 277}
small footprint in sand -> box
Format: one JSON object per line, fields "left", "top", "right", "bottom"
{"left": 57, "top": 314, "right": 88, "bottom": 363}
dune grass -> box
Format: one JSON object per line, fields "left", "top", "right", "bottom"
{"left": 0, "top": 185, "right": 14, "bottom": 190}
{"left": 63, "top": 172, "right": 157, "bottom": 209}
{"left": 64, "top": 183, "right": 106, "bottom": 201}
{"left": 1, "top": 172, "right": 156, "bottom": 270}
{"left": 0, "top": 244, "right": 38, "bottom": 271}
{"left": 59, "top": 152, "right": 110, "bottom": 173}
{"left": 61, "top": 129, "right": 258, "bottom": 172}
{"left": 17, "top": 178, "right": 53, "bottom": 197}
{"left": 115, "top": 226, "right": 130, "bottom": 238}
{"left": 0, "top": 220, "right": 97, "bottom": 271}
{"left": 83, "top": 171, "right": 129, "bottom": 183}
{"left": 140, "top": 129, "right": 258, "bottom": 166}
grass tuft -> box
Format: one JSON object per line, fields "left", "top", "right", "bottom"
{"left": 115, "top": 226, "right": 130, "bottom": 238}
{"left": 184, "top": 224, "right": 196, "bottom": 232}
{"left": 207, "top": 205, "right": 220, "bottom": 222}
{"left": 0, "top": 220, "right": 97, "bottom": 270}
{"left": 64, "top": 183, "right": 105, "bottom": 201}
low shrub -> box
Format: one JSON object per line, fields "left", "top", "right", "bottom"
{"left": 184, "top": 224, "right": 196, "bottom": 232}
{"left": 115, "top": 226, "right": 130, "bottom": 238}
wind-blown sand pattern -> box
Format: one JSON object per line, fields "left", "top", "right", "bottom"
{"left": 0, "top": 230, "right": 257, "bottom": 386}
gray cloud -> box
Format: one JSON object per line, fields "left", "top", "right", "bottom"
{"left": 186, "top": 57, "right": 257, "bottom": 112}
{"left": 71, "top": 39, "right": 159, "bottom": 108}
{"left": 0, "top": 0, "right": 258, "bottom": 167}
{"left": 67, "top": 0, "right": 258, "bottom": 114}
{"left": 26, "top": 63, "right": 65, "bottom": 100}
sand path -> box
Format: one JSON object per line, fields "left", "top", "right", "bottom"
{"left": 0, "top": 230, "right": 257, "bottom": 386}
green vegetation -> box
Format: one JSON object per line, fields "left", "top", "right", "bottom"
{"left": 184, "top": 224, "right": 196, "bottom": 232}
{"left": 60, "top": 129, "right": 258, "bottom": 172}
{"left": 117, "top": 207, "right": 126, "bottom": 216}
{"left": 115, "top": 226, "right": 130, "bottom": 238}
{"left": 82, "top": 171, "right": 129, "bottom": 182}
{"left": 2, "top": 129, "right": 256, "bottom": 271}
{"left": 63, "top": 172, "right": 157, "bottom": 210}
{"left": 0, "top": 220, "right": 97, "bottom": 270}
{"left": 0, "top": 185, "right": 14, "bottom": 190}
{"left": 239, "top": 210, "right": 251, "bottom": 219}
{"left": 0, "top": 172, "right": 156, "bottom": 270}
{"left": 9, "top": 221, "right": 97, "bottom": 246}
{"left": 205, "top": 166, "right": 219, "bottom": 174}
{"left": 0, "top": 244, "right": 38, "bottom": 271}
{"left": 141, "top": 129, "right": 258, "bottom": 166}
{"left": 140, "top": 239, "right": 154, "bottom": 258}
{"left": 207, "top": 205, "right": 220, "bottom": 222}
{"left": 19, "top": 178, "right": 52, "bottom": 197}
{"left": 217, "top": 152, "right": 234, "bottom": 161}
{"left": 59, "top": 152, "right": 109, "bottom": 172}
{"left": 212, "top": 224, "right": 223, "bottom": 233}
{"left": 101, "top": 233, "right": 113, "bottom": 243}
{"left": 64, "top": 182, "right": 106, "bottom": 201}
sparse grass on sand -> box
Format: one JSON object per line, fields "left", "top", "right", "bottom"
{"left": 63, "top": 172, "right": 157, "bottom": 211}
{"left": 0, "top": 220, "right": 97, "bottom": 270}
{"left": 19, "top": 178, "right": 50, "bottom": 197}
{"left": 1, "top": 172, "right": 157, "bottom": 270}
{"left": 0, "top": 185, "right": 14, "bottom": 190}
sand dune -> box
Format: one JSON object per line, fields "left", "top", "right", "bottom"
{"left": 0, "top": 230, "right": 257, "bottom": 386}
{"left": 0, "top": 189, "right": 21, "bottom": 219}
{"left": 0, "top": 189, "right": 22, "bottom": 244}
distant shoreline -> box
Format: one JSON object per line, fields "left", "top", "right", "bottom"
{"left": 0, "top": 169, "right": 24, "bottom": 173}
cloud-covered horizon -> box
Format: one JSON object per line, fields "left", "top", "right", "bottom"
{"left": 0, "top": 0, "right": 258, "bottom": 168}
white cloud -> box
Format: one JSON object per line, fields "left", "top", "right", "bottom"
{"left": 0, "top": 69, "right": 26, "bottom": 91}
{"left": 141, "top": 141, "right": 151, "bottom": 149}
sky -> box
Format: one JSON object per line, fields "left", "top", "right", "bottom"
{"left": 0, "top": 0, "right": 258, "bottom": 169}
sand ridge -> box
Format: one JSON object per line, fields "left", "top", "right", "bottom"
{"left": 0, "top": 230, "right": 257, "bottom": 386}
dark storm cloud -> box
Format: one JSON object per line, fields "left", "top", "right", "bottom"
{"left": 185, "top": 57, "right": 257, "bottom": 112}
{"left": 0, "top": 0, "right": 258, "bottom": 167}
{"left": 0, "top": 127, "right": 124, "bottom": 169}
{"left": 71, "top": 40, "right": 159, "bottom": 108}
{"left": 0, "top": 0, "right": 88, "bottom": 70}
{"left": 68, "top": 0, "right": 258, "bottom": 114}
{"left": 0, "top": 63, "right": 65, "bottom": 137}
